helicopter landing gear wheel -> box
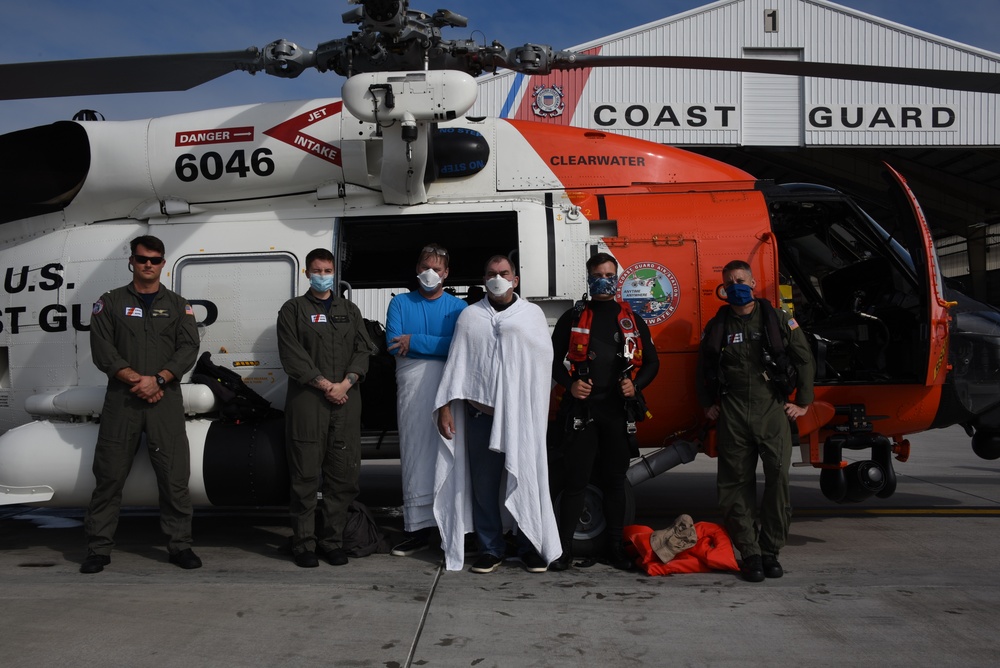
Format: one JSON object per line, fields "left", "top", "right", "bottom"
{"left": 556, "top": 481, "right": 636, "bottom": 557}
{"left": 971, "top": 430, "right": 1000, "bottom": 460}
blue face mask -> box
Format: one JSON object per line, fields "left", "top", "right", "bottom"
{"left": 588, "top": 274, "right": 617, "bottom": 297}
{"left": 309, "top": 274, "right": 335, "bottom": 293}
{"left": 725, "top": 282, "right": 754, "bottom": 306}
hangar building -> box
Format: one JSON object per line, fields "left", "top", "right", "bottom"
{"left": 471, "top": 0, "right": 1000, "bottom": 305}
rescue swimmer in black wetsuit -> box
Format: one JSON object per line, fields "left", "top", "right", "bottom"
{"left": 550, "top": 253, "right": 659, "bottom": 571}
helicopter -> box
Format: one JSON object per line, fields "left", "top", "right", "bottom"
{"left": 1, "top": 1, "right": 999, "bottom": 549}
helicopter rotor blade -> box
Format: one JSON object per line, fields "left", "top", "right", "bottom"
{"left": 0, "top": 50, "right": 265, "bottom": 101}
{"left": 532, "top": 53, "right": 1000, "bottom": 95}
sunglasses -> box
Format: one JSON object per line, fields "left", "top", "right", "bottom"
{"left": 422, "top": 246, "right": 448, "bottom": 257}
{"left": 132, "top": 254, "right": 165, "bottom": 266}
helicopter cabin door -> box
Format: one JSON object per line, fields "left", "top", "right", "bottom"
{"left": 882, "top": 163, "right": 952, "bottom": 387}
{"left": 174, "top": 251, "right": 298, "bottom": 406}
{"left": 596, "top": 190, "right": 754, "bottom": 429}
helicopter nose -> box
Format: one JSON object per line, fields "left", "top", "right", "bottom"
{"left": 931, "top": 288, "right": 1000, "bottom": 459}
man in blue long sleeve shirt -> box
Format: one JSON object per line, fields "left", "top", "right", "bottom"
{"left": 386, "top": 243, "right": 466, "bottom": 556}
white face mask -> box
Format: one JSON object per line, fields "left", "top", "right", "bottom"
{"left": 485, "top": 275, "right": 513, "bottom": 298}
{"left": 417, "top": 268, "right": 442, "bottom": 291}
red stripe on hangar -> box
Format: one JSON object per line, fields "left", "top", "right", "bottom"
{"left": 512, "top": 46, "right": 601, "bottom": 123}
{"left": 175, "top": 126, "right": 255, "bottom": 147}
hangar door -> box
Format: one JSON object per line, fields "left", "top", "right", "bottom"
{"left": 742, "top": 49, "right": 803, "bottom": 147}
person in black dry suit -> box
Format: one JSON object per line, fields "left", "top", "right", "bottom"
{"left": 550, "top": 252, "right": 659, "bottom": 571}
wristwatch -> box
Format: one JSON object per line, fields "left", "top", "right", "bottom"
{"left": 155, "top": 373, "right": 166, "bottom": 386}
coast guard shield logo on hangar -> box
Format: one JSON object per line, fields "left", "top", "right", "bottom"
{"left": 532, "top": 85, "right": 565, "bottom": 118}
{"left": 617, "top": 262, "right": 680, "bottom": 326}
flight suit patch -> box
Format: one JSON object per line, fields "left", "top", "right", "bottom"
{"left": 125, "top": 307, "right": 143, "bottom": 317}
{"left": 310, "top": 314, "right": 328, "bottom": 323}
{"left": 151, "top": 308, "right": 171, "bottom": 318}
{"left": 332, "top": 315, "right": 350, "bottom": 323}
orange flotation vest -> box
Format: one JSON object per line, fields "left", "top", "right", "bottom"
{"left": 566, "top": 300, "right": 644, "bottom": 375}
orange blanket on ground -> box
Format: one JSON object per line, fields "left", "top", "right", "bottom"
{"left": 624, "top": 523, "right": 739, "bottom": 575}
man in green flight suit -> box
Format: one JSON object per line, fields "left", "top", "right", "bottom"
{"left": 277, "top": 248, "right": 374, "bottom": 568}
{"left": 82, "top": 235, "right": 201, "bottom": 574}
{"left": 697, "top": 260, "right": 815, "bottom": 583}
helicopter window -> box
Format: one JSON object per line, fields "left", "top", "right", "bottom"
{"left": 174, "top": 252, "right": 297, "bottom": 356}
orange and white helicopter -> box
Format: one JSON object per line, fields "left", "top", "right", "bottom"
{"left": 1, "top": 2, "right": 999, "bottom": 544}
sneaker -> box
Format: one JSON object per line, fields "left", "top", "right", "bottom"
{"left": 470, "top": 553, "right": 504, "bottom": 574}
{"left": 520, "top": 552, "right": 548, "bottom": 573}
{"left": 391, "top": 534, "right": 430, "bottom": 557}
{"left": 168, "top": 548, "right": 203, "bottom": 570}
{"left": 761, "top": 554, "right": 784, "bottom": 579}
{"left": 293, "top": 550, "right": 319, "bottom": 568}
{"left": 80, "top": 553, "right": 111, "bottom": 574}
{"left": 740, "top": 554, "right": 765, "bottom": 583}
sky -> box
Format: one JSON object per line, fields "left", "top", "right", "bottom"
{"left": 1, "top": 0, "right": 998, "bottom": 135}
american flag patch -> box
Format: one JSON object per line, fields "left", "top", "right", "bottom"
{"left": 311, "top": 314, "right": 327, "bottom": 323}
{"left": 125, "top": 307, "right": 143, "bottom": 317}
{"left": 788, "top": 318, "right": 800, "bottom": 330}
{"left": 185, "top": 304, "right": 195, "bottom": 316}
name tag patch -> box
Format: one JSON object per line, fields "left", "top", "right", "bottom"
{"left": 125, "top": 307, "right": 143, "bottom": 317}
{"left": 310, "top": 314, "right": 328, "bottom": 323}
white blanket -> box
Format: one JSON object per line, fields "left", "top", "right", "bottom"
{"left": 433, "top": 297, "right": 561, "bottom": 571}
{"left": 395, "top": 356, "right": 446, "bottom": 532}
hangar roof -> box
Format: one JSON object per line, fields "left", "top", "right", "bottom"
{"left": 473, "top": 0, "right": 1000, "bottom": 241}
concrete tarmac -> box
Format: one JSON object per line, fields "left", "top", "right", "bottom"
{"left": 1, "top": 425, "right": 999, "bottom": 667}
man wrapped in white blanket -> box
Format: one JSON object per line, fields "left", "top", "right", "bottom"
{"left": 433, "top": 255, "right": 561, "bottom": 573}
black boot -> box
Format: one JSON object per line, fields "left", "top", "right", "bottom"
{"left": 607, "top": 541, "right": 633, "bottom": 570}
{"left": 550, "top": 553, "right": 573, "bottom": 571}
